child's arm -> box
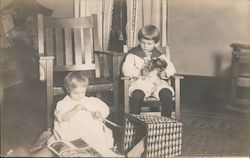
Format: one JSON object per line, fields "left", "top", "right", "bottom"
{"left": 90, "top": 97, "right": 110, "bottom": 119}
{"left": 122, "top": 54, "right": 143, "bottom": 78}
{"left": 159, "top": 55, "right": 176, "bottom": 78}
{"left": 60, "top": 104, "right": 86, "bottom": 122}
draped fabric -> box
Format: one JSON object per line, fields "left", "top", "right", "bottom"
{"left": 74, "top": 0, "right": 114, "bottom": 77}
{"left": 74, "top": 0, "right": 114, "bottom": 50}
{"left": 126, "top": 0, "right": 168, "bottom": 47}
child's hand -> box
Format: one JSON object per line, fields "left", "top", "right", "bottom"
{"left": 159, "top": 71, "right": 168, "bottom": 79}
{"left": 92, "top": 111, "right": 103, "bottom": 120}
{"left": 143, "top": 57, "right": 150, "bottom": 63}
{"left": 130, "top": 76, "right": 140, "bottom": 80}
{"left": 141, "top": 68, "right": 150, "bottom": 76}
{"left": 75, "top": 104, "right": 87, "bottom": 111}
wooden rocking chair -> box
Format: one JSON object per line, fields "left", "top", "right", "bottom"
{"left": 122, "top": 46, "right": 183, "bottom": 120}
{"left": 38, "top": 14, "right": 120, "bottom": 128}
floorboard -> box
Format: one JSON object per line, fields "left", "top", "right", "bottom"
{"left": 1, "top": 77, "right": 249, "bottom": 157}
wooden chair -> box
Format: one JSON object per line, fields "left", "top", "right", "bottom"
{"left": 122, "top": 46, "right": 183, "bottom": 120}
{"left": 37, "top": 14, "right": 120, "bottom": 128}
{"left": 227, "top": 43, "right": 250, "bottom": 113}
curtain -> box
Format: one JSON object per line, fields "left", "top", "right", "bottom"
{"left": 126, "top": 0, "right": 168, "bottom": 47}
{"left": 74, "top": 0, "right": 114, "bottom": 77}
{"left": 74, "top": 0, "right": 114, "bottom": 50}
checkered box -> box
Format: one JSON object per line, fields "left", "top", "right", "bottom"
{"left": 119, "top": 114, "right": 182, "bottom": 157}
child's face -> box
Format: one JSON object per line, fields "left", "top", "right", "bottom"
{"left": 139, "top": 38, "right": 156, "bottom": 53}
{"left": 68, "top": 86, "right": 87, "bottom": 101}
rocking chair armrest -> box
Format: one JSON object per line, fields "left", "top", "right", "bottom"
{"left": 39, "top": 54, "right": 55, "bottom": 60}
{"left": 170, "top": 74, "right": 184, "bottom": 89}
{"left": 172, "top": 74, "right": 184, "bottom": 80}
{"left": 169, "top": 74, "right": 183, "bottom": 91}
{"left": 94, "top": 50, "right": 125, "bottom": 57}
{"left": 121, "top": 76, "right": 130, "bottom": 80}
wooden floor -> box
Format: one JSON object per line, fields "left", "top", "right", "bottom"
{"left": 1, "top": 76, "right": 249, "bottom": 157}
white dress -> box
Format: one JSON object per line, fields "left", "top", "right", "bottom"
{"left": 49, "top": 95, "right": 115, "bottom": 156}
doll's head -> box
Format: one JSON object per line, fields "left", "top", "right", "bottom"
{"left": 142, "top": 58, "right": 168, "bottom": 76}
{"left": 148, "top": 58, "right": 168, "bottom": 72}
{"left": 64, "top": 71, "right": 89, "bottom": 101}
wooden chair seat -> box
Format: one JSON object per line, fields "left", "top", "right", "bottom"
{"left": 123, "top": 74, "right": 183, "bottom": 120}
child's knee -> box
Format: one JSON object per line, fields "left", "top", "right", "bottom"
{"left": 159, "top": 88, "right": 172, "bottom": 98}
{"left": 131, "top": 89, "right": 145, "bottom": 99}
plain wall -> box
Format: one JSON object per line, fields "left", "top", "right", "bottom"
{"left": 169, "top": 0, "right": 250, "bottom": 76}
{"left": 37, "top": 0, "right": 73, "bottom": 17}
{"left": 0, "top": 0, "right": 73, "bottom": 17}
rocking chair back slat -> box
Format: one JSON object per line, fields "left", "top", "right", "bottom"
{"left": 64, "top": 28, "right": 73, "bottom": 65}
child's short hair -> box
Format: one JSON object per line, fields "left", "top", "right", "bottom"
{"left": 138, "top": 25, "right": 160, "bottom": 43}
{"left": 64, "top": 71, "right": 89, "bottom": 92}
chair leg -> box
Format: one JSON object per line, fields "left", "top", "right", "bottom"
{"left": 175, "top": 78, "right": 181, "bottom": 121}
{"left": 124, "top": 79, "right": 130, "bottom": 114}
{"left": 113, "top": 85, "right": 119, "bottom": 123}
{"left": 45, "top": 59, "right": 54, "bottom": 129}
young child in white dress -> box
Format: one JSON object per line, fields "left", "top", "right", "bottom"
{"left": 48, "top": 71, "right": 116, "bottom": 156}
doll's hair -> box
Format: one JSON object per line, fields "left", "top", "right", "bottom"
{"left": 64, "top": 71, "right": 89, "bottom": 93}
{"left": 138, "top": 25, "right": 160, "bottom": 43}
{"left": 148, "top": 58, "right": 168, "bottom": 72}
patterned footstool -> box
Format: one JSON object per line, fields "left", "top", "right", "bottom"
{"left": 119, "top": 114, "right": 182, "bottom": 157}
